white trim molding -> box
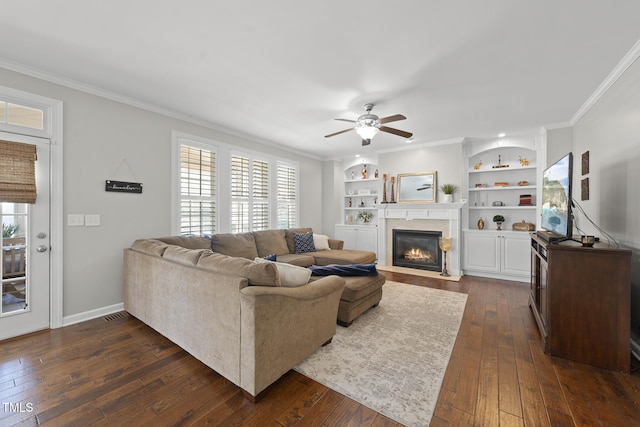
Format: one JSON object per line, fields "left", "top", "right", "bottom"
{"left": 571, "top": 39, "right": 640, "bottom": 124}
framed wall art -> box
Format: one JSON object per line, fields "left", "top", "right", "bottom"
{"left": 397, "top": 171, "right": 437, "bottom": 203}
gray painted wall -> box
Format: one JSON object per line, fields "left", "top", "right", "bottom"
{"left": 0, "top": 67, "right": 323, "bottom": 318}
{"left": 572, "top": 57, "right": 640, "bottom": 332}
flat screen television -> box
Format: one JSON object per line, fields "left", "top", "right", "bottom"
{"left": 539, "top": 152, "right": 573, "bottom": 242}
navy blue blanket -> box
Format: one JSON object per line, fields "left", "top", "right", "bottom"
{"left": 309, "top": 263, "right": 378, "bottom": 276}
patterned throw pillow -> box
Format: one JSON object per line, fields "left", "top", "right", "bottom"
{"left": 294, "top": 232, "right": 316, "bottom": 254}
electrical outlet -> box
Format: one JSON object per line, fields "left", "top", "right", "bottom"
{"left": 68, "top": 214, "right": 84, "bottom": 226}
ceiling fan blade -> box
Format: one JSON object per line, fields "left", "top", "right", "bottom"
{"left": 362, "top": 139, "right": 371, "bottom": 146}
{"left": 324, "top": 128, "right": 355, "bottom": 138}
{"left": 379, "top": 114, "right": 406, "bottom": 124}
{"left": 335, "top": 118, "right": 357, "bottom": 123}
{"left": 379, "top": 126, "right": 413, "bottom": 139}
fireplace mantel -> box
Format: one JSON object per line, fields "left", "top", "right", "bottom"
{"left": 376, "top": 202, "right": 465, "bottom": 275}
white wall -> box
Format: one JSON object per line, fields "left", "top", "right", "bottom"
{"left": 0, "top": 67, "right": 323, "bottom": 319}
{"left": 572, "top": 57, "right": 640, "bottom": 332}
{"left": 378, "top": 143, "right": 465, "bottom": 202}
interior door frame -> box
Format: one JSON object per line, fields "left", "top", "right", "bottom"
{"left": 0, "top": 85, "right": 63, "bottom": 329}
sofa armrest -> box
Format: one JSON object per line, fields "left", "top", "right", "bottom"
{"left": 238, "top": 275, "right": 345, "bottom": 397}
{"left": 328, "top": 239, "right": 344, "bottom": 250}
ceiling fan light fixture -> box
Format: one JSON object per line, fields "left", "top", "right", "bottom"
{"left": 356, "top": 124, "right": 379, "bottom": 140}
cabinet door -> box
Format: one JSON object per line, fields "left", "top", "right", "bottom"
{"left": 501, "top": 235, "right": 531, "bottom": 276}
{"left": 334, "top": 226, "right": 357, "bottom": 249}
{"left": 539, "top": 258, "right": 548, "bottom": 331}
{"left": 356, "top": 227, "right": 377, "bottom": 253}
{"left": 464, "top": 233, "right": 500, "bottom": 273}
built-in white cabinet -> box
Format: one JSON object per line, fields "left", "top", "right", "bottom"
{"left": 462, "top": 137, "right": 540, "bottom": 283}
{"left": 343, "top": 163, "right": 380, "bottom": 225}
{"left": 335, "top": 225, "right": 378, "bottom": 260}
{"left": 463, "top": 230, "right": 531, "bottom": 282}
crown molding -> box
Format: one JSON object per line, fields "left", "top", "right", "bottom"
{"left": 0, "top": 57, "right": 323, "bottom": 161}
{"left": 570, "top": 39, "right": 640, "bottom": 125}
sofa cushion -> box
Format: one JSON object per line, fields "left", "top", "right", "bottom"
{"left": 294, "top": 231, "right": 316, "bottom": 254}
{"left": 155, "top": 236, "right": 212, "bottom": 250}
{"left": 211, "top": 232, "right": 258, "bottom": 260}
{"left": 313, "top": 234, "right": 331, "bottom": 251}
{"left": 131, "top": 239, "right": 169, "bottom": 257}
{"left": 163, "top": 246, "right": 207, "bottom": 266}
{"left": 307, "top": 249, "right": 376, "bottom": 266}
{"left": 198, "top": 251, "right": 280, "bottom": 287}
{"left": 255, "top": 257, "right": 311, "bottom": 287}
{"left": 253, "top": 230, "right": 289, "bottom": 257}
{"left": 285, "top": 227, "right": 312, "bottom": 253}
{"left": 309, "top": 263, "right": 378, "bottom": 276}
{"left": 276, "top": 253, "right": 315, "bottom": 267}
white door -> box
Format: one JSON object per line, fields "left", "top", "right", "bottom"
{"left": 1, "top": 133, "right": 50, "bottom": 340}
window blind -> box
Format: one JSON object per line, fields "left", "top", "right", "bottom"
{"left": 231, "top": 155, "right": 270, "bottom": 232}
{"left": 180, "top": 144, "right": 216, "bottom": 236}
{"left": 0, "top": 140, "right": 37, "bottom": 204}
{"left": 277, "top": 163, "right": 296, "bottom": 229}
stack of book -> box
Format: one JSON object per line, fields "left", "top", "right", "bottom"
{"left": 519, "top": 194, "right": 532, "bottom": 205}
{"left": 494, "top": 181, "right": 509, "bottom": 187}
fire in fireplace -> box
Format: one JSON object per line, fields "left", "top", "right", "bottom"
{"left": 392, "top": 229, "right": 443, "bottom": 271}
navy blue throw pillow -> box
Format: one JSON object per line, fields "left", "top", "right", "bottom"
{"left": 294, "top": 232, "right": 316, "bottom": 254}
{"left": 263, "top": 253, "right": 277, "bottom": 261}
{"left": 309, "top": 264, "right": 378, "bottom": 276}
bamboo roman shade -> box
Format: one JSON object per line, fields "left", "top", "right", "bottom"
{"left": 0, "top": 140, "right": 37, "bottom": 204}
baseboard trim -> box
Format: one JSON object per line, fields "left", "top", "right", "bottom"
{"left": 62, "top": 302, "right": 125, "bottom": 327}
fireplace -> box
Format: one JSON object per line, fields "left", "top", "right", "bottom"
{"left": 392, "top": 229, "right": 443, "bottom": 271}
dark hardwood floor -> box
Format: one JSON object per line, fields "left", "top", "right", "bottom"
{"left": 1, "top": 272, "right": 639, "bottom": 426}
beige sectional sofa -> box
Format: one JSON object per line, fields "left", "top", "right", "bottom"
{"left": 123, "top": 227, "right": 380, "bottom": 401}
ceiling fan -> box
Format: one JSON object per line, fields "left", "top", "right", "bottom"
{"left": 324, "top": 103, "right": 413, "bottom": 146}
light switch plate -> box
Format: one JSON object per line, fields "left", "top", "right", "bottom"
{"left": 85, "top": 214, "right": 101, "bottom": 227}
{"left": 68, "top": 214, "right": 84, "bottom": 226}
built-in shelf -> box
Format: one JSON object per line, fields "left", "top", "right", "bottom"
{"left": 469, "top": 185, "right": 537, "bottom": 192}
{"left": 469, "top": 206, "right": 535, "bottom": 210}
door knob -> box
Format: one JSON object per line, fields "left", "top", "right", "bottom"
{"left": 36, "top": 245, "right": 48, "bottom": 253}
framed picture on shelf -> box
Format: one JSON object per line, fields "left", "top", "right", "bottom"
{"left": 397, "top": 171, "right": 437, "bottom": 203}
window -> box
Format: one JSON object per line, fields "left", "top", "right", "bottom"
{"left": 277, "top": 162, "right": 297, "bottom": 229}
{"left": 179, "top": 143, "right": 216, "bottom": 236}
{"left": 230, "top": 154, "right": 270, "bottom": 233}
{"left": 172, "top": 132, "right": 298, "bottom": 234}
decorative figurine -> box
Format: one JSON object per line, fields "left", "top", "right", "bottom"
{"left": 360, "top": 198, "right": 365, "bottom": 208}
{"left": 374, "top": 169, "right": 379, "bottom": 178}
{"left": 519, "top": 156, "right": 529, "bottom": 167}
{"left": 362, "top": 164, "right": 367, "bottom": 179}
{"left": 381, "top": 174, "right": 388, "bottom": 203}
{"left": 348, "top": 197, "right": 352, "bottom": 207}
{"left": 474, "top": 161, "right": 482, "bottom": 170}
{"left": 390, "top": 176, "right": 396, "bottom": 203}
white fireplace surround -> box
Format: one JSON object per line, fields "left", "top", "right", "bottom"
{"left": 377, "top": 202, "right": 464, "bottom": 276}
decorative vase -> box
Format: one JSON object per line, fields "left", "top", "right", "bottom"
{"left": 495, "top": 221, "right": 503, "bottom": 230}
{"left": 443, "top": 194, "right": 453, "bottom": 203}
{"left": 477, "top": 218, "right": 485, "bottom": 230}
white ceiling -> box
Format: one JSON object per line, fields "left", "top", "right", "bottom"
{"left": 2, "top": 1, "right": 639, "bottom": 159}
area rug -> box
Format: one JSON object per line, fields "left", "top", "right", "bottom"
{"left": 294, "top": 281, "right": 467, "bottom": 426}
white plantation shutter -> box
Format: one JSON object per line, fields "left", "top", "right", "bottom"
{"left": 231, "top": 155, "right": 250, "bottom": 233}
{"left": 277, "top": 162, "right": 297, "bottom": 229}
{"left": 252, "top": 159, "right": 269, "bottom": 231}
{"left": 180, "top": 144, "right": 216, "bottom": 236}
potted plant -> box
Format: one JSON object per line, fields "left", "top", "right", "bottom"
{"left": 440, "top": 184, "right": 458, "bottom": 203}
{"left": 2, "top": 223, "right": 20, "bottom": 238}
{"left": 357, "top": 211, "right": 374, "bottom": 224}
{"left": 492, "top": 214, "right": 505, "bottom": 230}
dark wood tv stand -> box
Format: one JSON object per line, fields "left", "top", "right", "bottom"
{"left": 529, "top": 233, "right": 631, "bottom": 372}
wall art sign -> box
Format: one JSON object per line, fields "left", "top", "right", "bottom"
{"left": 105, "top": 180, "right": 143, "bottom": 194}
